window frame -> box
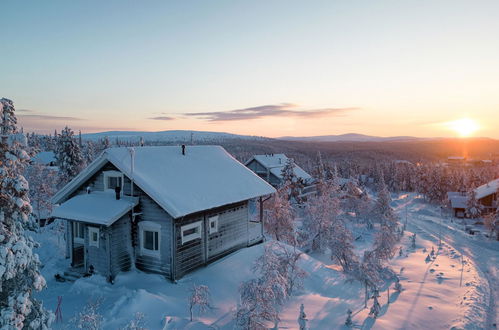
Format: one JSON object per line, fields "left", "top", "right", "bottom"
{"left": 103, "top": 170, "right": 124, "bottom": 194}
{"left": 181, "top": 221, "right": 202, "bottom": 244}
{"left": 88, "top": 227, "right": 100, "bottom": 248}
{"left": 73, "top": 222, "right": 85, "bottom": 244}
{"left": 208, "top": 215, "right": 219, "bottom": 234}
{"left": 139, "top": 221, "right": 161, "bottom": 257}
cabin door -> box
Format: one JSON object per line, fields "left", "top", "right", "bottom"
{"left": 72, "top": 222, "right": 85, "bottom": 268}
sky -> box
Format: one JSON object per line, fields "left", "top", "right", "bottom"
{"left": 1, "top": 0, "right": 498, "bottom": 138}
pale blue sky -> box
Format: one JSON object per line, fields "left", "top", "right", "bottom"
{"left": 1, "top": 1, "right": 498, "bottom": 137}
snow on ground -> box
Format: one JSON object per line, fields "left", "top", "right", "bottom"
{"left": 31, "top": 194, "right": 495, "bottom": 329}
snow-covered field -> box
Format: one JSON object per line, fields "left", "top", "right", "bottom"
{"left": 31, "top": 194, "right": 497, "bottom": 329}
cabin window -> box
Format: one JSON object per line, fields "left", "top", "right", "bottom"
{"left": 88, "top": 227, "right": 100, "bottom": 248}
{"left": 73, "top": 222, "right": 85, "bottom": 244}
{"left": 208, "top": 215, "right": 218, "bottom": 234}
{"left": 139, "top": 221, "right": 161, "bottom": 257}
{"left": 103, "top": 170, "right": 124, "bottom": 193}
{"left": 181, "top": 221, "right": 202, "bottom": 244}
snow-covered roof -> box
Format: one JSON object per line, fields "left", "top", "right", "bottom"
{"left": 246, "top": 154, "right": 312, "bottom": 182}
{"left": 53, "top": 146, "right": 276, "bottom": 219}
{"left": 52, "top": 192, "right": 138, "bottom": 226}
{"left": 447, "top": 192, "right": 467, "bottom": 209}
{"left": 474, "top": 178, "right": 499, "bottom": 200}
{"left": 32, "top": 151, "right": 56, "bottom": 165}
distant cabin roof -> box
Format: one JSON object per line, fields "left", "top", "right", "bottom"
{"left": 52, "top": 192, "right": 138, "bottom": 226}
{"left": 32, "top": 151, "right": 56, "bottom": 165}
{"left": 474, "top": 178, "right": 499, "bottom": 200}
{"left": 52, "top": 146, "right": 275, "bottom": 219}
{"left": 447, "top": 192, "right": 467, "bottom": 209}
{"left": 246, "top": 154, "right": 312, "bottom": 182}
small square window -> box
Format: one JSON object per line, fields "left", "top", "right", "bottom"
{"left": 88, "top": 227, "right": 99, "bottom": 248}
{"left": 209, "top": 215, "right": 218, "bottom": 234}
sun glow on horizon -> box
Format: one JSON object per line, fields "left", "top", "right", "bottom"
{"left": 446, "top": 118, "right": 480, "bottom": 137}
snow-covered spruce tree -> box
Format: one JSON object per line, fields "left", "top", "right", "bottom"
{"left": 465, "top": 190, "right": 483, "bottom": 219}
{"left": 55, "top": 126, "right": 85, "bottom": 186}
{"left": 264, "top": 188, "right": 296, "bottom": 244}
{"left": 280, "top": 157, "right": 303, "bottom": 202}
{"left": 297, "top": 303, "right": 307, "bottom": 330}
{"left": 188, "top": 284, "right": 211, "bottom": 322}
{"left": 345, "top": 309, "right": 353, "bottom": 327}
{"left": 0, "top": 98, "right": 53, "bottom": 329}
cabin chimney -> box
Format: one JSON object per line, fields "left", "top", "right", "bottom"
{"left": 181, "top": 144, "right": 186, "bottom": 155}
{"left": 115, "top": 186, "right": 121, "bottom": 200}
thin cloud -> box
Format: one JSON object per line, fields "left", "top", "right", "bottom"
{"left": 184, "top": 103, "right": 358, "bottom": 122}
{"left": 18, "top": 114, "right": 83, "bottom": 121}
{"left": 17, "top": 108, "right": 35, "bottom": 113}
{"left": 149, "top": 116, "right": 176, "bottom": 121}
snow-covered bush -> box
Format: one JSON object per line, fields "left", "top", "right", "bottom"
{"left": 188, "top": 284, "right": 211, "bottom": 322}
{"left": 70, "top": 299, "right": 103, "bottom": 330}
{"left": 122, "top": 312, "right": 146, "bottom": 330}
{"left": 0, "top": 98, "right": 53, "bottom": 329}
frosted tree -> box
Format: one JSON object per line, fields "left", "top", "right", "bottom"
{"left": 236, "top": 242, "right": 305, "bottom": 329}
{"left": 188, "top": 284, "right": 211, "bottom": 322}
{"left": 328, "top": 219, "right": 359, "bottom": 272}
{"left": 373, "top": 219, "right": 399, "bottom": 261}
{"left": 25, "top": 163, "right": 56, "bottom": 226}
{"left": 484, "top": 211, "right": 499, "bottom": 240}
{"left": 0, "top": 98, "right": 53, "bottom": 329}
{"left": 300, "top": 182, "right": 339, "bottom": 252}
{"left": 55, "top": 126, "right": 85, "bottom": 186}
{"left": 465, "top": 190, "right": 482, "bottom": 219}
{"left": 375, "top": 175, "right": 395, "bottom": 225}
{"left": 297, "top": 303, "right": 307, "bottom": 330}
{"left": 235, "top": 279, "right": 280, "bottom": 329}
{"left": 264, "top": 188, "right": 296, "bottom": 244}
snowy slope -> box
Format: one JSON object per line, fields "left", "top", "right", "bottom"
{"left": 32, "top": 191, "right": 494, "bottom": 330}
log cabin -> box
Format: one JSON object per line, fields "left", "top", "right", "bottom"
{"left": 51, "top": 145, "right": 275, "bottom": 282}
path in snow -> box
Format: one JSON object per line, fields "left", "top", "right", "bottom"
{"left": 393, "top": 193, "right": 498, "bottom": 329}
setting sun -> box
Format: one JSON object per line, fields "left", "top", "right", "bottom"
{"left": 446, "top": 118, "right": 480, "bottom": 137}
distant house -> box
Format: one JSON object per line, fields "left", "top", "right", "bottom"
{"left": 51, "top": 146, "right": 275, "bottom": 281}
{"left": 448, "top": 178, "right": 499, "bottom": 217}
{"left": 32, "top": 151, "right": 57, "bottom": 167}
{"left": 245, "top": 154, "right": 313, "bottom": 187}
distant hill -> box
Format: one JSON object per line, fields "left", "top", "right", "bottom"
{"left": 82, "top": 130, "right": 267, "bottom": 143}
{"left": 278, "top": 133, "right": 426, "bottom": 142}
